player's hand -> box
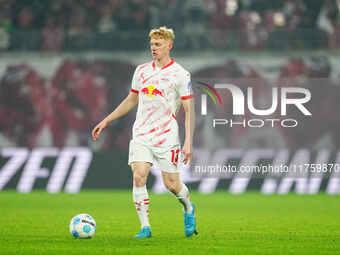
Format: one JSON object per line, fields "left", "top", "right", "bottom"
{"left": 182, "top": 140, "right": 193, "bottom": 165}
{"left": 92, "top": 120, "right": 108, "bottom": 141}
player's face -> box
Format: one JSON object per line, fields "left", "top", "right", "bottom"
{"left": 150, "top": 37, "right": 172, "bottom": 60}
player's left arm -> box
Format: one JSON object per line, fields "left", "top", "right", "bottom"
{"left": 182, "top": 97, "right": 195, "bottom": 164}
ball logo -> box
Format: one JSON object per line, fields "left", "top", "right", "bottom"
{"left": 141, "top": 85, "right": 163, "bottom": 98}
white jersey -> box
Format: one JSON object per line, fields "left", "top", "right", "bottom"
{"left": 130, "top": 59, "right": 194, "bottom": 151}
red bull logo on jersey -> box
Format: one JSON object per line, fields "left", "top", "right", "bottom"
{"left": 141, "top": 85, "right": 163, "bottom": 98}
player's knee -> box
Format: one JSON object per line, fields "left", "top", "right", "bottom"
{"left": 133, "top": 172, "right": 147, "bottom": 186}
{"left": 166, "top": 184, "right": 176, "bottom": 194}
{"left": 164, "top": 181, "right": 178, "bottom": 194}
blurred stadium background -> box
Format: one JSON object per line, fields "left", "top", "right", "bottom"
{"left": 1, "top": 0, "right": 340, "bottom": 195}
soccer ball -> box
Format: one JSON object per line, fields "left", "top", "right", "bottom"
{"left": 69, "top": 214, "right": 96, "bottom": 238}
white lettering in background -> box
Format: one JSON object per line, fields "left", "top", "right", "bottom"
{"left": 47, "top": 148, "right": 92, "bottom": 194}
{"left": 309, "top": 149, "right": 331, "bottom": 194}
{"left": 229, "top": 149, "right": 275, "bottom": 194}
{"left": 277, "top": 149, "right": 310, "bottom": 194}
{"left": 0, "top": 148, "right": 29, "bottom": 189}
{"left": 1, "top": 147, "right": 339, "bottom": 194}
{"left": 198, "top": 149, "right": 242, "bottom": 194}
{"left": 17, "top": 148, "right": 58, "bottom": 193}
{"left": 0, "top": 147, "right": 92, "bottom": 193}
{"left": 326, "top": 151, "right": 340, "bottom": 194}
{"left": 261, "top": 149, "right": 290, "bottom": 194}
{"left": 150, "top": 148, "right": 340, "bottom": 195}
{"left": 63, "top": 148, "right": 92, "bottom": 194}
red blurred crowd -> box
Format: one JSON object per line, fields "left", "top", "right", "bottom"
{"left": 1, "top": 56, "right": 340, "bottom": 150}
{"left": 0, "top": 59, "right": 136, "bottom": 149}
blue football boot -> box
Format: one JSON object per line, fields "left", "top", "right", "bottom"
{"left": 135, "top": 226, "right": 152, "bottom": 238}
{"left": 184, "top": 203, "right": 198, "bottom": 237}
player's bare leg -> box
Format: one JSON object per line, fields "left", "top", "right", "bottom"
{"left": 162, "top": 172, "right": 198, "bottom": 236}
{"left": 131, "top": 162, "right": 152, "bottom": 238}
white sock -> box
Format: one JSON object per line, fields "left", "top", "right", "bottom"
{"left": 174, "top": 183, "right": 193, "bottom": 213}
{"left": 133, "top": 185, "right": 150, "bottom": 228}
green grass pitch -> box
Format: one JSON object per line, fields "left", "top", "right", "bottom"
{"left": 1, "top": 191, "right": 340, "bottom": 255}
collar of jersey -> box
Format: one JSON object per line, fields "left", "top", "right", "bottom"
{"left": 152, "top": 59, "right": 175, "bottom": 70}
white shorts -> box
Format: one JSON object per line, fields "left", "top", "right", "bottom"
{"left": 128, "top": 139, "right": 181, "bottom": 173}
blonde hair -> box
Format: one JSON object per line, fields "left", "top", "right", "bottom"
{"left": 149, "top": 26, "right": 175, "bottom": 41}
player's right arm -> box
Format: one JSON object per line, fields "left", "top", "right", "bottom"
{"left": 92, "top": 91, "right": 138, "bottom": 141}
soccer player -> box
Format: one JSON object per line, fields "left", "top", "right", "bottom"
{"left": 92, "top": 26, "right": 197, "bottom": 238}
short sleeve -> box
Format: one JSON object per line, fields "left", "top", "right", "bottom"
{"left": 130, "top": 67, "right": 139, "bottom": 94}
{"left": 178, "top": 70, "right": 194, "bottom": 100}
